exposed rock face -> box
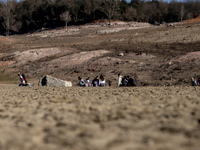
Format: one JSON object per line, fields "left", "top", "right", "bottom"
{"left": 38, "top": 75, "right": 72, "bottom": 87}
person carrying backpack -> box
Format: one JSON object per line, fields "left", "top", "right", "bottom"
{"left": 22, "top": 74, "right": 27, "bottom": 83}
{"left": 18, "top": 73, "right": 24, "bottom": 86}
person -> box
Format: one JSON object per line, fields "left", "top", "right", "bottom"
{"left": 85, "top": 77, "right": 91, "bottom": 87}
{"left": 197, "top": 77, "right": 200, "bottom": 86}
{"left": 121, "top": 76, "right": 128, "bottom": 86}
{"left": 92, "top": 76, "right": 99, "bottom": 87}
{"left": 22, "top": 74, "right": 27, "bottom": 83}
{"left": 191, "top": 77, "right": 197, "bottom": 86}
{"left": 127, "top": 75, "right": 136, "bottom": 86}
{"left": 24, "top": 80, "right": 31, "bottom": 87}
{"left": 18, "top": 73, "right": 24, "bottom": 86}
{"left": 99, "top": 75, "right": 106, "bottom": 87}
{"left": 118, "top": 73, "right": 122, "bottom": 86}
{"left": 78, "top": 76, "right": 85, "bottom": 86}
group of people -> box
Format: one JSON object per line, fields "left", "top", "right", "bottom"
{"left": 78, "top": 73, "right": 136, "bottom": 87}
{"left": 18, "top": 72, "right": 200, "bottom": 87}
{"left": 191, "top": 77, "right": 200, "bottom": 86}
{"left": 118, "top": 73, "right": 136, "bottom": 87}
{"left": 78, "top": 75, "right": 106, "bottom": 87}
{"left": 18, "top": 73, "right": 31, "bottom": 86}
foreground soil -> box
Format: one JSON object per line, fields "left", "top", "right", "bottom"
{"left": 0, "top": 85, "right": 200, "bottom": 150}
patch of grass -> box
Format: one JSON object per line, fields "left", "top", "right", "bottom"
{"left": 0, "top": 74, "right": 18, "bottom": 81}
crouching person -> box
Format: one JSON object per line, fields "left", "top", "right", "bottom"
{"left": 127, "top": 75, "right": 136, "bottom": 86}
{"left": 99, "top": 75, "right": 106, "bottom": 87}
{"left": 18, "top": 73, "right": 31, "bottom": 86}
{"left": 78, "top": 76, "right": 85, "bottom": 86}
{"left": 85, "top": 77, "right": 92, "bottom": 87}
{"left": 191, "top": 77, "right": 197, "bottom": 86}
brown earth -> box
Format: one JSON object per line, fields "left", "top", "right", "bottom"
{"left": 0, "top": 85, "right": 200, "bottom": 150}
{"left": 183, "top": 15, "right": 200, "bottom": 23}
{"left": 0, "top": 21, "right": 200, "bottom": 86}
{"left": 0, "top": 21, "right": 200, "bottom": 150}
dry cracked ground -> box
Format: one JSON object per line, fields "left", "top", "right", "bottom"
{"left": 0, "top": 21, "right": 200, "bottom": 150}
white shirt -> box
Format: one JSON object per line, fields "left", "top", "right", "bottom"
{"left": 79, "top": 79, "right": 84, "bottom": 86}
{"left": 19, "top": 75, "right": 23, "bottom": 83}
{"left": 99, "top": 79, "right": 106, "bottom": 85}
{"left": 86, "top": 79, "right": 90, "bottom": 84}
{"left": 118, "top": 76, "right": 122, "bottom": 86}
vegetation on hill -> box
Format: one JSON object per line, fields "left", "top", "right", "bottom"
{"left": 0, "top": 0, "right": 200, "bottom": 35}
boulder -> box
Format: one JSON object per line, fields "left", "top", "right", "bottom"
{"left": 38, "top": 75, "right": 72, "bottom": 87}
{"left": 118, "top": 53, "right": 124, "bottom": 56}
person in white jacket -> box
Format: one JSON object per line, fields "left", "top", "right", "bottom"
{"left": 99, "top": 75, "right": 106, "bottom": 87}
{"left": 118, "top": 73, "right": 122, "bottom": 87}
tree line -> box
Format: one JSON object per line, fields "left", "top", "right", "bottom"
{"left": 0, "top": 0, "right": 200, "bottom": 36}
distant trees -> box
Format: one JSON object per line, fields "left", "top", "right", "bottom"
{"left": 125, "top": 7, "right": 137, "bottom": 21}
{"left": 0, "top": 0, "right": 200, "bottom": 35}
{"left": 1, "top": 0, "right": 15, "bottom": 36}
{"left": 60, "top": 11, "right": 71, "bottom": 28}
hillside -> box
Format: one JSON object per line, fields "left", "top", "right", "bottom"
{"left": 0, "top": 21, "right": 200, "bottom": 86}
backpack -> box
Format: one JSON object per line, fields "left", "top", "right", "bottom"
{"left": 22, "top": 74, "right": 26, "bottom": 80}
{"left": 132, "top": 78, "right": 136, "bottom": 84}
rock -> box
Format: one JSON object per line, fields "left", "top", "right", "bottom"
{"left": 118, "top": 53, "right": 124, "bottom": 56}
{"left": 126, "top": 60, "right": 135, "bottom": 64}
{"left": 38, "top": 75, "right": 72, "bottom": 87}
{"left": 41, "top": 35, "right": 48, "bottom": 38}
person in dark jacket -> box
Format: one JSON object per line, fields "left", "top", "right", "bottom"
{"left": 92, "top": 76, "right": 99, "bottom": 87}
{"left": 127, "top": 75, "right": 136, "bottom": 86}
{"left": 191, "top": 77, "right": 197, "bottom": 86}
{"left": 121, "top": 76, "right": 128, "bottom": 86}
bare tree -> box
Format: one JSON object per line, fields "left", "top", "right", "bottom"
{"left": 180, "top": 4, "right": 185, "bottom": 22}
{"left": 1, "top": 0, "right": 14, "bottom": 36}
{"left": 101, "top": 0, "right": 118, "bottom": 26}
{"left": 60, "top": 11, "right": 71, "bottom": 29}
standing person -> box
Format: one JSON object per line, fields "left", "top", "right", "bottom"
{"left": 118, "top": 73, "right": 122, "bottom": 87}
{"left": 99, "top": 75, "right": 106, "bottom": 87}
{"left": 92, "top": 76, "right": 99, "bottom": 87}
{"left": 22, "top": 74, "right": 27, "bottom": 83}
{"left": 18, "top": 73, "right": 24, "bottom": 86}
{"left": 78, "top": 76, "right": 85, "bottom": 86}
{"left": 127, "top": 75, "right": 136, "bottom": 86}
